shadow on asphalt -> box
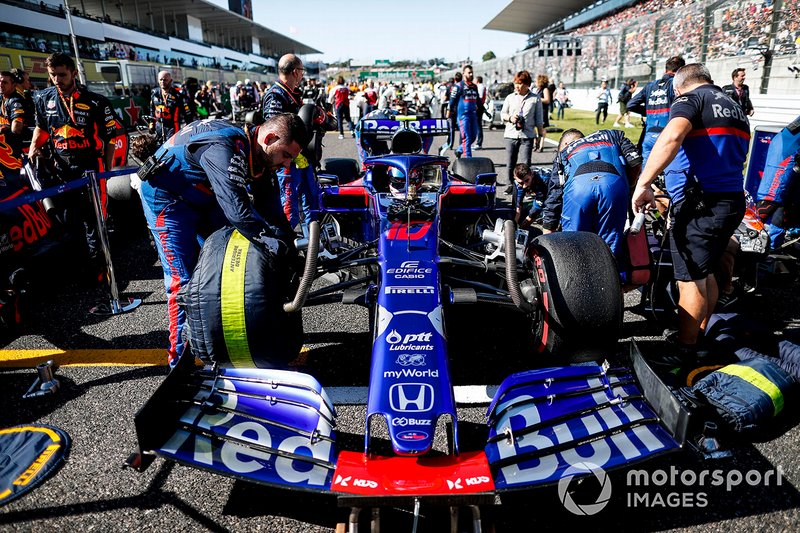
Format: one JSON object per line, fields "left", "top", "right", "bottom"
{"left": 0, "top": 461, "right": 232, "bottom": 533}
{"left": 0, "top": 366, "right": 166, "bottom": 428}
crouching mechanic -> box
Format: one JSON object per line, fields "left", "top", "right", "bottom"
{"left": 138, "top": 113, "right": 308, "bottom": 366}
{"left": 755, "top": 114, "right": 800, "bottom": 247}
{"left": 541, "top": 128, "right": 642, "bottom": 265}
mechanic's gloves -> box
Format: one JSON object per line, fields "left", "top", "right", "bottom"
{"left": 755, "top": 200, "right": 779, "bottom": 223}
{"left": 254, "top": 232, "right": 295, "bottom": 258}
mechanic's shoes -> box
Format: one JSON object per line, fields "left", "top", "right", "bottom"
{"left": 716, "top": 291, "right": 739, "bottom": 311}
{"left": 438, "top": 145, "right": 449, "bottom": 157}
{"left": 652, "top": 331, "right": 710, "bottom": 368}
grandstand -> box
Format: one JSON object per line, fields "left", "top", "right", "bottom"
{"left": 0, "top": 0, "right": 320, "bottom": 84}
{"left": 454, "top": 0, "right": 799, "bottom": 127}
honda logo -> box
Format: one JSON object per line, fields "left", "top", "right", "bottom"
{"left": 389, "top": 383, "right": 434, "bottom": 412}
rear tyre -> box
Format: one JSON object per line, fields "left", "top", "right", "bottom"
{"left": 528, "top": 231, "right": 622, "bottom": 362}
{"left": 450, "top": 157, "right": 495, "bottom": 184}
{"left": 322, "top": 158, "right": 360, "bottom": 184}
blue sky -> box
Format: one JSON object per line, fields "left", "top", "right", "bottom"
{"left": 210, "top": 1, "right": 527, "bottom": 64}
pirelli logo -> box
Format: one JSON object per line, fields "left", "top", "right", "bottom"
{"left": 385, "top": 286, "right": 434, "bottom": 295}
{"left": 13, "top": 444, "right": 60, "bottom": 487}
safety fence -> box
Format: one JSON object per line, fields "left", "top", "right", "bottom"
{"left": 0, "top": 167, "right": 142, "bottom": 315}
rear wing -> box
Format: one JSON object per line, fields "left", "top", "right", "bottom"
{"left": 358, "top": 118, "right": 451, "bottom": 141}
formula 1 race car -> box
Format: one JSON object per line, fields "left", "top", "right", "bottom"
{"left": 126, "top": 116, "right": 689, "bottom": 530}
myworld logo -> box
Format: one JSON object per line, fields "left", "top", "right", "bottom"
{"left": 557, "top": 462, "right": 612, "bottom": 516}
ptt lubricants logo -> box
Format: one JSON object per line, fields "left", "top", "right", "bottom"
{"left": 52, "top": 124, "right": 90, "bottom": 150}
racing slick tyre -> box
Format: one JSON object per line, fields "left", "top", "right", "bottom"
{"left": 528, "top": 231, "right": 622, "bottom": 362}
{"left": 323, "top": 158, "right": 360, "bottom": 184}
{"left": 450, "top": 157, "right": 495, "bottom": 184}
{"left": 178, "top": 226, "right": 303, "bottom": 369}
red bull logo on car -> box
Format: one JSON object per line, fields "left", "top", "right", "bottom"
{"left": 0, "top": 200, "right": 53, "bottom": 255}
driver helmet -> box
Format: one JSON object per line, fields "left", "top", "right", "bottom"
{"left": 388, "top": 166, "right": 423, "bottom": 199}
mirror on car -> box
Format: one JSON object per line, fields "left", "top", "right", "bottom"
{"left": 475, "top": 173, "right": 497, "bottom": 186}
{"left": 317, "top": 173, "right": 339, "bottom": 186}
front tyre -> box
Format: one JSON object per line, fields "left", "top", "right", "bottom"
{"left": 528, "top": 232, "right": 622, "bottom": 362}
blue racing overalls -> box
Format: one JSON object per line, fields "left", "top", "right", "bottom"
{"left": 559, "top": 130, "right": 641, "bottom": 262}
{"left": 627, "top": 73, "right": 689, "bottom": 175}
{"left": 756, "top": 115, "right": 800, "bottom": 246}
{"left": 139, "top": 120, "right": 294, "bottom": 365}
{"left": 449, "top": 81, "right": 479, "bottom": 158}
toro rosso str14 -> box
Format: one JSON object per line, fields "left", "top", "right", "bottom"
{"left": 126, "top": 117, "right": 689, "bottom": 519}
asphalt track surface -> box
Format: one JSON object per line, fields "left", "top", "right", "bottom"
{"left": 2, "top": 124, "right": 800, "bottom": 532}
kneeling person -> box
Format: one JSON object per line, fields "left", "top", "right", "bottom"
{"left": 139, "top": 113, "right": 308, "bottom": 366}
{"left": 542, "top": 128, "right": 642, "bottom": 263}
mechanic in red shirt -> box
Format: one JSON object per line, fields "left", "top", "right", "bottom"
{"left": 364, "top": 81, "right": 378, "bottom": 114}
{"left": 29, "top": 52, "right": 118, "bottom": 285}
{"left": 329, "top": 76, "right": 353, "bottom": 140}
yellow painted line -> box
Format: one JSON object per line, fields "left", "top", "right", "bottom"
{"left": 0, "top": 345, "right": 312, "bottom": 368}
{"left": 0, "top": 349, "right": 169, "bottom": 367}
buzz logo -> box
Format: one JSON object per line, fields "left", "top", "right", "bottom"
{"left": 391, "top": 417, "right": 432, "bottom": 427}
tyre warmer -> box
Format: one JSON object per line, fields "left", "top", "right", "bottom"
{"left": 178, "top": 226, "right": 302, "bottom": 369}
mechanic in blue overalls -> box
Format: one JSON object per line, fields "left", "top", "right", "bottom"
{"left": 627, "top": 56, "right": 688, "bottom": 171}
{"left": 756, "top": 114, "right": 800, "bottom": 247}
{"left": 448, "top": 64, "right": 479, "bottom": 158}
{"left": 138, "top": 114, "right": 308, "bottom": 366}
{"left": 261, "top": 53, "right": 319, "bottom": 228}
{"left": 541, "top": 128, "right": 642, "bottom": 265}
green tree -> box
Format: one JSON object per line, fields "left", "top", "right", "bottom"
{"left": 482, "top": 51, "right": 496, "bottom": 62}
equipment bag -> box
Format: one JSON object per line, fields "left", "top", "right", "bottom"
{"left": 691, "top": 357, "right": 796, "bottom": 433}
{"left": 178, "top": 226, "right": 303, "bottom": 369}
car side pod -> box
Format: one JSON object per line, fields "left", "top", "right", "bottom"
{"left": 124, "top": 356, "right": 338, "bottom": 493}
{"left": 485, "top": 341, "right": 691, "bottom": 491}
